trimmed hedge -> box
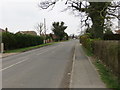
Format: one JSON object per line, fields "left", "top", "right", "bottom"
{"left": 80, "top": 34, "right": 99, "bottom": 53}
{"left": 2, "top": 32, "right": 44, "bottom": 50}
{"left": 103, "top": 34, "right": 120, "bottom": 40}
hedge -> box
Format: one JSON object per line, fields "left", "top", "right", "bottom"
{"left": 80, "top": 34, "right": 120, "bottom": 78}
{"left": 103, "top": 34, "right": 120, "bottom": 40}
{"left": 2, "top": 32, "right": 44, "bottom": 50}
{"left": 80, "top": 34, "right": 99, "bottom": 53}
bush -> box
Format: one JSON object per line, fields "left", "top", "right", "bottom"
{"left": 103, "top": 34, "right": 120, "bottom": 40}
{"left": 2, "top": 32, "right": 16, "bottom": 50}
{"left": 80, "top": 33, "right": 100, "bottom": 53}
{"left": 2, "top": 32, "right": 44, "bottom": 50}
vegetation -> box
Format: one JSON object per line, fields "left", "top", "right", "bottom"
{"left": 39, "top": 1, "right": 119, "bottom": 39}
{"left": 94, "top": 60, "right": 120, "bottom": 89}
{"left": 82, "top": 42, "right": 120, "bottom": 89}
{"left": 80, "top": 33, "right": 100, "bottom": 53}
{"left": 80, "top": 33, "right": 120, "bottom": 89}
{"left": 103, "top": 34, "right": 120, "bottom": 40}
{"left": 52, "top": 21, "right": 68, "bottom": 41}
{"left": 2, "top": 32, "right": 44, "bottom": 50}
{"left": 4, "top": 43, "right": 54, "bottom": 53}
{"left": 35, "top": 23, "right": 44, "bottom": 36}
{"left": 38, "top": 0, "right": 120, "bottom": 88}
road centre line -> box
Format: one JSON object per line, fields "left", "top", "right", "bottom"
{"left": 1, "top": 44, "right": 62, "bottom": 71}
{"left": 36, "top": 45, "right": 62, "bottom": 55}
{"left": 1, "top": 58, "right": 29, "bottom": 71}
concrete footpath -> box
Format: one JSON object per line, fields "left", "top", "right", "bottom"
{"left": 70, "top": 43, "right": 106, "bottom": 88}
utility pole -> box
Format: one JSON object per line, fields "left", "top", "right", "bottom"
{"left": 118, "top": 1, "right": 120, "bottom": 29}
{"left": 80, "top": 12, "right": 82, "bottom": 35}
{"left": 43, "top": 18, "right": 47, "bottom": 44}
{"left": 44, "top": 18, "right": 46, "bottom": 35}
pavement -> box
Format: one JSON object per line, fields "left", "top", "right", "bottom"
{"left": 70, "top": 42, "right": 106, "bottom": 88}
{"left": 2, "top": 40, "right": 106, "bottom": 88}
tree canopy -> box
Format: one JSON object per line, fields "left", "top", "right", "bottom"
{"left": 39, "top": 0, "right": 120, "bottom": 39}
{"left": 52, "top": 21, "right": 68, "bottom": 41}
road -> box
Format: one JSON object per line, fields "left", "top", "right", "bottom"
{"left": 2, "top": 40, "right": 76, "bottom": 88}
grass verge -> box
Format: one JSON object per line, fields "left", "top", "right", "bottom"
{"left": 94, "top": 60, "right": 120, "bottom": 89}
{"left": 81, "top": 45, "right": 120, "bottom": 90}
{"left": 4, "top": 42, "right": 55, "bottom": 53}
{"left": 81, "top": 45, "right": 93, "bottom": 56}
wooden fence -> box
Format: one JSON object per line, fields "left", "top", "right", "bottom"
{"left": 93, "top": 40, "right": 120, "bottom": 77}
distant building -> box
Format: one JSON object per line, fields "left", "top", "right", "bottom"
{"left": 49, "top": 33, "right": 58, "bottom": 40}
{"left": 0, "top": 28, "right": 6, "bottom": 33}
{"left": 16, "top": 31, "right": 37, "bottom": 36}
{"left": 0, "top": 27, "right": 11, "bottom": 33}
{"left": 115, "top": 30, "right": 120, "bottom": 34}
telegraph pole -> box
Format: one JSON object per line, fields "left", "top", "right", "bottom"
{"left": 44, "top": 18, "right": 46, "bottom": 35}
{"left": 43, "top": 18, "right": 47, "bottom": 43}
{"left": 118, "top": 1, "right": 120, "bottom": 29}
{"left": 80, "top": 12, "right": 82, "bottom": 35}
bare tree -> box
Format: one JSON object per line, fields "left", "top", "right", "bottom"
{"left": 38, "top": 0, "right": 120, "bottom": 38}
{"left": 35, "top": 23, "right": 43, "bottom": 36}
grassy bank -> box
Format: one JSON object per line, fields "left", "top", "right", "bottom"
{"left": 82, "top": 45, "right": 120, "bottom": 89}
{"left": 4, "top": 42, "right": 55, "bottom": 53}
{"left": 94, "top": 60, "right": 120, "bottom": 89}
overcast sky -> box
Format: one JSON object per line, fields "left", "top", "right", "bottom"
{"left": 0, "top": 0, "right": 82, "bottom": 35}
{"left": 0, "top": 0, "right": 118, "bottom": 35}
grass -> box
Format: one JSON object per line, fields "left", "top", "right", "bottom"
{"left": 4, "top": 42, "right": 56, "bottom": 53}
{"left": 81, "top": 45, "right": 120, "bottom": 90}
{"left": 94, "top": 60, "right": 120, "bottom": 90}
{"left": 81, "top": 45, "right": 93, "bottom": 56}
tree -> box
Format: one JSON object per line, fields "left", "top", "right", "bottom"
{"left": 104, "top": 29, "right": 113, "bottom": 34}
{"left": 52, "top": 21, "right": 67, "bottom": 41}
{"left": 39, "top": 0, "right": 120, "bottom": 39}
{"left": 64, "top": 32, "right": 69, "bottom": 40}
{"left": 35, "top": 23, "right": 43, "bottom": 36}
{"left": 104, "top": 19, "right": 113, "bottom": 34}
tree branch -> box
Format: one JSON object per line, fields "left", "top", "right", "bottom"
{"left": 38, "top": 1, "right": 57, "bottom": 9}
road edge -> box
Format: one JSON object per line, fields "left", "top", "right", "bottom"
{"left": 69, "top": 43, "right": 76, "bottom": 88}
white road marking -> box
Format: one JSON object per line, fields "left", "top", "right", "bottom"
{"left": 69, "top": 44, "right": 76, "bottom": 88}
{"left": 1, "top": 58, "right": 28, "bottom": 71}
{"left": 36, "top": 49, "right": 51, "bottom": 55}
{"left": 1, "top": 44, "right": 62, "bottom": 71}
{"left": 36, "top": 45, "right": 61, "bottom": 55}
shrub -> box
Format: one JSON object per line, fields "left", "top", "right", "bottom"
{"left": 80, "top": 33, "right": 100, "bottom": 53}
{"left": 2, "top": 32, "right": 44, "bottom": 50}
{"left": 103, "top": 34, "right": 120, "bottom": 40}
{"left": 2, "top": 32, "right": 16, "bottom": 50}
